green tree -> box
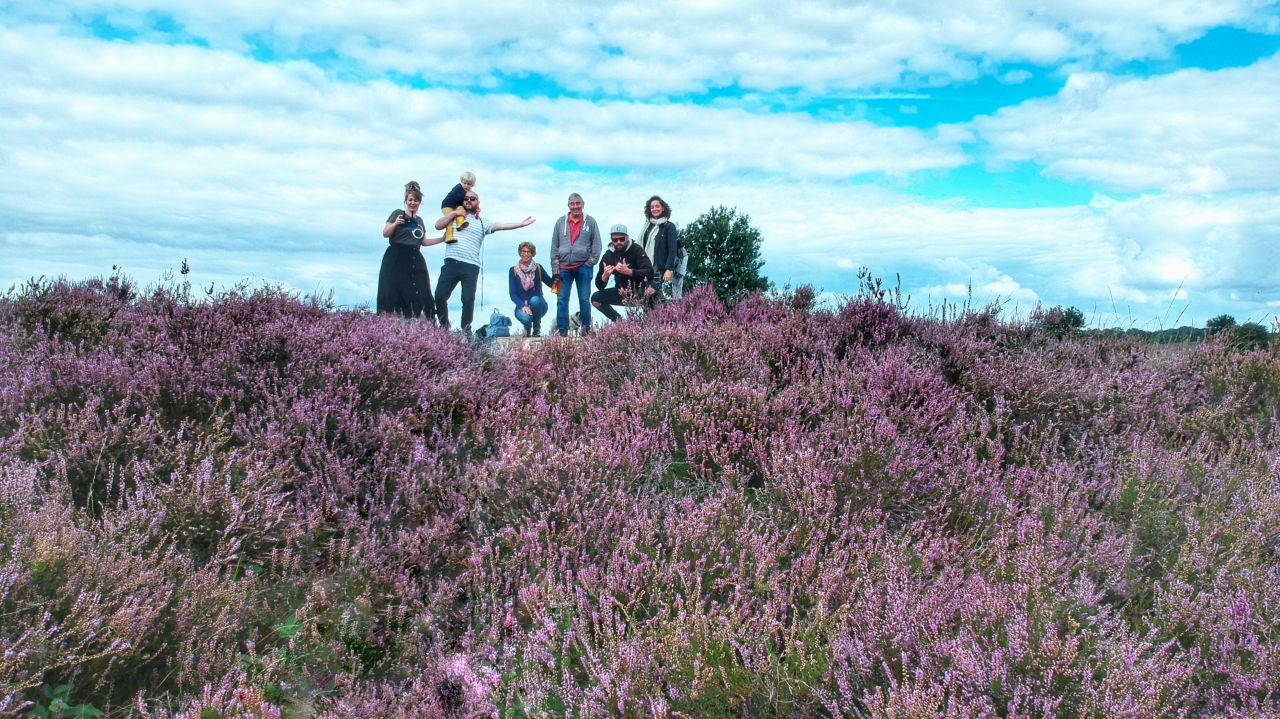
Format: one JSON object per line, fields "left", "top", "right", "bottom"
{"left": 1037, "top": 305, "right": 1086, "bottom": 339}
{"left": 1206, "top": 314, "right": 1237, "bottom": 334}
{"left": 1232, "top": 322, "right": 1270, "bottom": 350}
{"left": 681, "top": 205, "right": 769, "bottom": 302}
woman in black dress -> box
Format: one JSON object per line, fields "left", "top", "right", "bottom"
{"left": 377, "top": 180, "right": 445, "bottom": 319}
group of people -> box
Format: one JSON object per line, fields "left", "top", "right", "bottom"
{"left": 376, "top": 174, "right": 685, "bottom": 338}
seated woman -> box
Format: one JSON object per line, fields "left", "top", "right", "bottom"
{"left": 509, "top": 241, "right": 555, "bottom": 336}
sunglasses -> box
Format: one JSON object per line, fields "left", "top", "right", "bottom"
{"left": 463, "top": 196, "right": 478, "bottom": 202}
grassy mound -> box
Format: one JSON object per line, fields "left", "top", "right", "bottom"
{"left": 1, "top": 275, "right": 1277, "bottom": 718}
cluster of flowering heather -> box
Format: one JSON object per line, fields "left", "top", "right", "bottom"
{"left": 1, "top": 273, "right": 1277, "bottom": 718}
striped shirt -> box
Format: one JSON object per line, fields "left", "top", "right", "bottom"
{"left": 444, "top": 215, "right": 493, "bottom": 266}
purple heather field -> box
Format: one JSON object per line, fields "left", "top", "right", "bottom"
{"left": 0, "top": 274, "right": 1277, "bottom": 718}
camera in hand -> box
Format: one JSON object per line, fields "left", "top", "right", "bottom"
{"left": 402, "top": 214, "right": 425, "bottom": 240}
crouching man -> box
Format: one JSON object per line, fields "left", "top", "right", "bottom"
{"left": 591, "top": 224, "right": 653, "bottom": 324}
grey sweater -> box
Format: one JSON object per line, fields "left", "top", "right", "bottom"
{"left": 551, "top": 214, "right": 602, "bottom": 269}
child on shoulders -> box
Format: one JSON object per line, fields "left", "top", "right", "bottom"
{"left": 441, "top": 170, "right": 476, "bottom": 244}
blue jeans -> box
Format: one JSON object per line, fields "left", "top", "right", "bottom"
{"left": 514, "top": 295, "right": 548, "bottom": 333}
{"left": 556, "top": 264, "right": 593, "bottom": 335}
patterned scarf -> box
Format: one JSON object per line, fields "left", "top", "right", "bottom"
{"left": 514, "top": 259, "right": 539, "bottom": 292}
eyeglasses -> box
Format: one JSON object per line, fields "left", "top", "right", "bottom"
{"left": 463, "top": 196, "right": 478, "bottom": 202}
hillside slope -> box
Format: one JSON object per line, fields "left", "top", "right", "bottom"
{"left": 1, "top": 277, "right": 1277, "bottom": 718}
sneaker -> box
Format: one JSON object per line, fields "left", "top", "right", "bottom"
{"left": 532, "top": 323, "right": 541, "bottom": 337}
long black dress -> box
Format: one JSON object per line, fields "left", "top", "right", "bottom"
{"left": 376, "top": 210, "right": 434, "bottom": 320}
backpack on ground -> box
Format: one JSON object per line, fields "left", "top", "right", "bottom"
{"left": 485, "top": 309, "right": 512, "bottom": 338}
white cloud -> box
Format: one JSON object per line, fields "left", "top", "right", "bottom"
{"left": 975, "top": 54, "right": 1280, "bottom": 193}
{"left": 1000, "top": 69, "right": 1033, "bottom": 84}
{"left": 1098, "top": 192, "right": 1280, "bottom": 294}
{"left": 7, "top": 0, "right": 1278, "bottom": 97}
{"left": 0, "top": 27, "right": 967, "bottom": 187}
{"left": 1038, "top": 0, "right": 1279, "bottom": 56}
{"left": 727, "top": 183, "right": 1279, "bottom": 327}
{"left": 918, "top": 267, "right": 1041, "bottom": 304}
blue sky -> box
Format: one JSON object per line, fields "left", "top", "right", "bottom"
{"left": 2, "top": 1, "right": 1278, "bottom": 328}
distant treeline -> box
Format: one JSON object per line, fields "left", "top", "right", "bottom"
{"left": 1046, "top": 307, "right": 1271, "bottom": 347}
{"left": 1088, "top": 326, "right": 1207, "bottom": 343}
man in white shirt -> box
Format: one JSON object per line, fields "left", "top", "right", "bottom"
{"left": 433, "top": 190, "right": 535, "bottom": 334}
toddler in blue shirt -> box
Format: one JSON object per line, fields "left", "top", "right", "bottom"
{"left": 440, "top": 170, "right": 475, "bottom": 244}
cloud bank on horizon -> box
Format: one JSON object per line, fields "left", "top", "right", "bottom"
{"left": 2, "top": 1, "right": 1278, "bottom": 328}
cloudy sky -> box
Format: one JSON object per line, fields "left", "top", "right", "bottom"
{"left": 2, "top": 1, "right": 1278, "bottom": 328}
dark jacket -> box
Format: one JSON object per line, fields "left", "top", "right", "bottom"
{"left": 639, "top": 220, "right": 679, "bottom": 277}
{"left": 594, "top": 240, "right": 653, "bottom": 294}
{"left": 441, "top": 183, "right": 467, "bottom": 210}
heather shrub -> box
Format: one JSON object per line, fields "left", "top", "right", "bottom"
{"left": 1190, "top": 339, "right": 1280, "bottom": 434}
{"left": 1, "top": 276, "right": 1277, "bottom": 717}
{"left": 4, "top": 275, "right": 137, "bottom": 350}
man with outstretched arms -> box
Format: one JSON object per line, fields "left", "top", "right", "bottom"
{"left": 433, "top": 190, "right": 535, "bottom": 336}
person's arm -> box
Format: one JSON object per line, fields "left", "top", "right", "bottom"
{"left": 420, "top": 235, "right": 446, "bottom": 247}
{"left": 435, "top": 209, "right": 465, "bottom": 231}
{"left": 659, "top": 224, "right": 677, "bottom": 277}
{"left": 539, "top": 264, "right": 555, "bottom": 288}
{"left": 630, "top": 246, "right": 654, "bottom": 283}
{"left": 509, "top": 268, "right": 523, "bottom": 306}
{"left": 383, "top": 211, "right": 404, "bottom": 238}
{"left": 491, "top": 217, "right": 536, "bottom": 232}
{"left": 587, "top": 218, "right": 602, "bottom": 266}
{"left": 549, "top": 219, "right": 561, "bottom": 270}
{"left": 595, "top": 253, "right": 610, "bottom": 290}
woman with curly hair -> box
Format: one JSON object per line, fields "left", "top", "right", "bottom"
{"left": 639, "top": 195, "right": 683, "bottom": 301}
{"left": 378, "top": 180, "right": 445, "bottom": 319}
